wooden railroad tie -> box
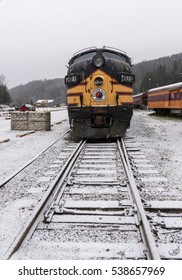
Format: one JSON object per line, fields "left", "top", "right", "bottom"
{"left": 0, "top": 138, "right": 10, "bottom": 144}
{"left": 16, "top": 130, "right": 36, "bottom": 138}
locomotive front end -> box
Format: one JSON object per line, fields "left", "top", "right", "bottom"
{"left": 65, "top": 47, "right": 135, "bottom": 138}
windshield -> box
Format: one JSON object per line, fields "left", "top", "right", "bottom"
{"left": 72, "top": 51, "right": 97, "bottom": 63}
{"left": 102, "top": 51, "right": 127, "bottom": 62}
{"left": 70, "top": 50, "right": 128, "bottom": 65}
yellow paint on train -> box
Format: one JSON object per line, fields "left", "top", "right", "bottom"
{"left": 67, "top": 69, "right": 133, "bottom": 106}
{"left": 148, "top": 100, "right": 182, "bottom": 109}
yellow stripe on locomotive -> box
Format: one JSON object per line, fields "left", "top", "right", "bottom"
{"left": 67, "top": 69, "right": 133, "bottom": 107}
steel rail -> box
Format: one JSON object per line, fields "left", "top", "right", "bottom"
{"left": 117, "top": 138, "right": 161, "bottom": 260}
{"left": 0, "top": 129, "right": 70, "bottom": 188}
{"left": 4, "top": 139, "right": 86, "bottom": 260}
{"left": 43, "top": 139, "right": 87, "bottom": 222}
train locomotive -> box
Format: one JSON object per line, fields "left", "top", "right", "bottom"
{"left": 65, "top": 46, "right": 135, "bottom": 138}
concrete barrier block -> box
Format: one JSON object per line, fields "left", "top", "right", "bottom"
{"left": 29, "top": 121, "right": 50, "bottom": 131}
{"left": 28, "top": 112, "right": 50, "bottom": 122}
{"left": 11, "top": 111, "right": 51, "bottom": 131}
{"left": 11, "top": 121, "right": 29, "bottom": 130}
{"left": 11, "top": 112, "right": 29, "bottom": 121}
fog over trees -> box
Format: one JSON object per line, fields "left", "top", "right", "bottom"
{"left": 134, "top": 52, "right": 182, "bottom": 93}
{"left": 9, "top": 78, "right": 66, "bottom": 106}
{"left": 2, "top": 52, "right": 182, "bottom": 105}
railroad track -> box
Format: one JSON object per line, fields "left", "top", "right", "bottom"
{"left": 0, "top": 129, "right": 70, "bottom": 188}
{"left": 4, "top": 138, "right": 182, "bottom": 260}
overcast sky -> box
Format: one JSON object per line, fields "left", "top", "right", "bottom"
{"left": 0, "top": 0, "right": 182, "bottom": 88}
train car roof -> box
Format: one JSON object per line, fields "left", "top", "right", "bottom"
{"left": 148, "top": 82, "right": 182, "bottom": 93}
{"left": 133, "top": 92, "right": 147, "bottom": 97}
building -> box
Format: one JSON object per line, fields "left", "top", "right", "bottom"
{"left": 21, "top": 104, "right": 35, "bottom": 111}
{"left": 36, "top": 100, "right": 54, "bottom": 107}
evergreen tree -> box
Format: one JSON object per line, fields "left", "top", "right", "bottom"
{"left": 134, "top": 52, "right": 182, "bottom": 93}
{"left": 0, "top": 75, "right": 11, "bottom": 104}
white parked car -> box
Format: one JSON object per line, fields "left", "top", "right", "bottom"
{"left": 0, "top": 104, "right": 15, "bottom": 112}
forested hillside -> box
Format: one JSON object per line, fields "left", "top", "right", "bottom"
{"left": 10, "top": 78, "right": 66, "bottom": 106}
{"left": 133, "top": 53, "right": 182, "bottom": 93}
{"left": 8, "top": 52, "right": 182, "bottom": 105}
{"left": 0, "top": 83, "right": 11, "bottom": 104}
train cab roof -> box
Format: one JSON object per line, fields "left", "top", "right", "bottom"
{"left": 68, "top": 46, "right": 132, "bottom": 66}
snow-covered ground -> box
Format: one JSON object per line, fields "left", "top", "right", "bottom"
{"left": 0, "top": 109, "right": 69, "bottom": 184}
{"left": 0, "top": 109, "right": 72, "bottom": 259}
{"left": 0, "top": 109, "right": 181, "bottom": 260}
{"left": 126, "top": 110, "right": 182, "bottom": 193}
{"left": 0, "top": 109, "right": 182, "bottom": 190}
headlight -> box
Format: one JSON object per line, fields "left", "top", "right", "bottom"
{"left": 92, "top": 54, "right": 105, "bottom": 67}
{"left": 64, "top": 74, "right": 79, "bottom": 86}
{"left": 120, "top": 73, "right": 135, "bottom": 84}
{"left": 92, "top": 88, "right": 106, "bottom": 101}
{"left": 94, "top": 77, "right": 103, "bottom": 86}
